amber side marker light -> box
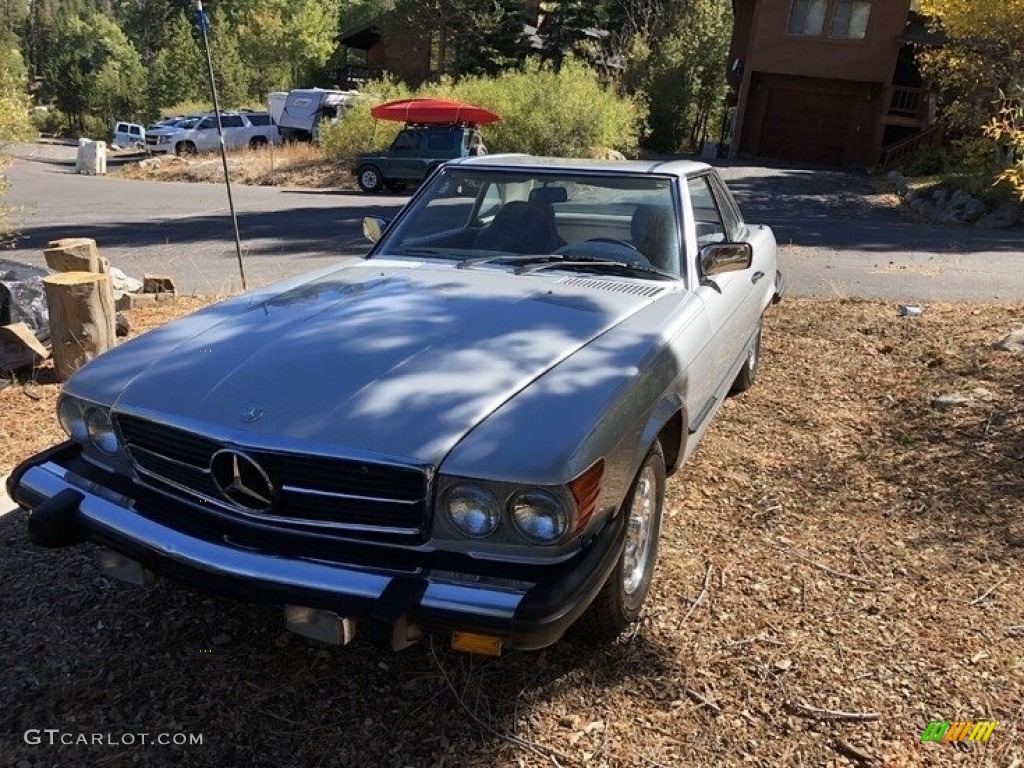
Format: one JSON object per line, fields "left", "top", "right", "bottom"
{"left": 452, "top": 631, "right": 503, "bottom": 657}
{"left": 569, "top": 459, "right": 605, "bottom": 533}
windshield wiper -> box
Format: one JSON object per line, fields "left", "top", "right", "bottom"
{"left": 456, "top": 253, "right": 562, "bottom": 269}
{"left": 516, "top": 257, "right": 676, "bottom": 280}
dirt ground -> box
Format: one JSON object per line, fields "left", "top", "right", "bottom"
{"left": 1, "top": 297, "right": 1022, "bottom": 767}
{"left": 114, "top": 144, "right": 354, "bottom": 189}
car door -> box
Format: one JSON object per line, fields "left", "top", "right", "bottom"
{"left": 128, "top": 124, "right": 144, "bottom": 146}
{"left": 219, "top": 115, "right": 247, "bottom": 149}
{"left": 194, "top": 116, "right": 217, "bottom": 150}
{"left": 387, "top": 129, "right": 423, "bottom": 180}
{"left": 686, "top": 173, "right": 757, "bottom": 407}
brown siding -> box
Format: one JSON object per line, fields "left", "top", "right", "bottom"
{"left": 746, "top": 0, "right": 910, "bottom": 83}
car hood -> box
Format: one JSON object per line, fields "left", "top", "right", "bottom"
{"left": 84, "top": 262, "right": 669, "bottom": 467}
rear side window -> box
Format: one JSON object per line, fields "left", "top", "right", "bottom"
{"left": 247, "top": 114, "right": 271, "bottom": 126}
{"left": 393, "top": 131, "right": 419, "bottom": 150}
{"left": 427, "top": 132, "right": 455, "bottom": 151}
{"left": 221, "top": 115, "right": 244, "bottom": 128}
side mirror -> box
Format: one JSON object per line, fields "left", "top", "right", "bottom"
{"left": 362, "top": 216, "right": 388, "bottom": 244}
{"left": 699, "top": 242, "right": 752, "bottom": 277}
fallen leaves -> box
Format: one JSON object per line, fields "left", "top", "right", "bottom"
{"left": 0, "top": 297, "right": 1022, "bottom": 767}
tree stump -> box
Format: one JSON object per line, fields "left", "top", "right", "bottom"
{"left": 44, "top": 238, "right": 109, "bottom": 275}
{"left": 43, "top": 272, "right": 116, "bottom": 381}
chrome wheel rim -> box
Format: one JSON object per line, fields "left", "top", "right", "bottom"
{"left": 361, "top": 170, "right": 378, "bottom": 189}
{"left": 622, "top": 464, "right": 657, "bottom": 595}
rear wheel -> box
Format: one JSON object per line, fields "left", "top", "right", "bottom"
{"left": 357, "top": 164, "right": 384, "bottom": 193}
{"left": 729, "top": 321, "right": 762, "bottom": 395}
{"left": 249, "top": 136, "right": 268, "bottom": 150}
{"left": 585, "top": 440, "right": 665, "bottom": 641}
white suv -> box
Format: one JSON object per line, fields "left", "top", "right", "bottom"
{"left": 148, "top": 112, "right": 281, "bottom": 155}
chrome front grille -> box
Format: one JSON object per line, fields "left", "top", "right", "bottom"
{"left": 115, "top": 414, "right": 429, "bottom": 537}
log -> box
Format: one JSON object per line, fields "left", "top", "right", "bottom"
{"left": 43, "top": 271, "right": 116, "bottom": 381}
{"left": 44, "top": 237, "right": 109, "bottom": 275}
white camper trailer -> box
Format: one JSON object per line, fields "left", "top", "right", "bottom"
{"left": 277, "top": 88, "right": 360, "bottom": 142}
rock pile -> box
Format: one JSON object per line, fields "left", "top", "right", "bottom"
{"left": 886, "top": 171, "right": 1021, "bottom": 228}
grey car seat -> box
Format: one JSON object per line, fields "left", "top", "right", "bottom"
{"left": 630, "top": 204, "right": 680, "bottom": 273}
{"left": 475, "top": 200, "right": 563, "bottom": 254}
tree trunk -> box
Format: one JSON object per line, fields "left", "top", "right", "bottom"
{"left": 44, "top": 237, "right": 110, "bottom": 275}
{"left": 43, "top": 271, "right": 117, "bottom": 382}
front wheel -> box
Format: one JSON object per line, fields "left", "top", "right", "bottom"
{"left": 356, "top": 164, "right": 384, "bottom": 193}
{"left": 729, "top": 321, "right": 762, "bottom": 395}
{"left": 175, "top": 141, "right": 196, "bottom": 156}
{"left": 585, "top": 440, "right": 665, "bottom": 640}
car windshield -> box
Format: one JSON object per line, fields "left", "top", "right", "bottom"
{"left": 376, "top": 168, "right": 682, "bottom": 278}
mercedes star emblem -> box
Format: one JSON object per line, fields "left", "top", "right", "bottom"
{"left": 239, "top": 406, "right": 265, "bottom": 423}
{"left": 210, "top": 450, "right": 275, "bottom": 512}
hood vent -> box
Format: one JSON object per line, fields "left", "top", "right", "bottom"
{"left": 557, "top": 276, "right": 666, "bottom": 298}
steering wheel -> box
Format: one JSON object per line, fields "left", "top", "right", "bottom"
{"left": 585, "top": 237, "right": 640, "bottom": 251}
{"left": 556, "top": 238, "right": 651, "bottom": 267}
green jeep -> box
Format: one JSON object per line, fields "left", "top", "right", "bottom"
{"left": 352, "top": 125, "right": 486, "bottom": 193}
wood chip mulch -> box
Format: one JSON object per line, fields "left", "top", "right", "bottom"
{"left": 1, "top": 297, "right": 1021, "bottom": 767}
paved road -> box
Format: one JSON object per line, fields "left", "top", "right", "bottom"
{"left": 3, "top": 144, "right": 1022, "bottom": 300}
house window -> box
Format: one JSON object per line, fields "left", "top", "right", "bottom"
{"left": 829, "top": 0, "right": 871, "bottom": 39}
{"left": 787, "top": 0, "right": 871, "bottom": 39}
{"left": 787, "top": 0, "right": 828, "bottom": 36}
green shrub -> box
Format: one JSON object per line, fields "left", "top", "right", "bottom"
{"left": 439, "top": 59, "right": 644, "bottom": 157}
{"left": 319, "top": 77, "right": 411, "bottom": 162}
{"left": 900, "top": 145, "right": 948, "bottom": 176}
{"left": 30, "top": 107, "right": 66, "bottom": 136}
{"left": 320, "top": 60, "right": 644, "bottom": 163}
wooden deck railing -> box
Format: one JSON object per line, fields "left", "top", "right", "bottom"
{"left": 878, "top": 124, "right": 944, "bottom": 172}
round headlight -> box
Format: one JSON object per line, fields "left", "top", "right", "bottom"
{"left": 58, "top": 398, "right": 88, "bottom": 443}
{"left": 86, "top": 408, "right": 120, "bottom": 455}
{"left": 510, "top": 489, "right": 568, "bottom": 544}
{"left": 445, "top": 485, "right": 501, "bottom": 538}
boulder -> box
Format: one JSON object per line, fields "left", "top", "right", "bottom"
{"left": 976, "top": 203, "right": 1021, "bottom": 229}
{"left": 143, "top": 274, "right": 176, "bottom": 295}
{"left": 994, "top": 328, "right": 1024, "bottom": 353}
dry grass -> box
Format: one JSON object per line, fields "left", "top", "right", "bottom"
{"left": 1, "top": 297, "right": 1022, "bottom": 767}
{"left": 115, "top": 144, "right": 353, "bottom": 189}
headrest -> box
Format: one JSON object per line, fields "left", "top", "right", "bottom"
{"left": 529, "top": 186, "right": 569, "bottom": 205}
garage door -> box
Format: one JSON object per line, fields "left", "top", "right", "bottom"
{"left": 758, "top": 87, "right": 859, "bottom": 166}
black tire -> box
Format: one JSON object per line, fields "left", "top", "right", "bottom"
{"left": 585, "top": 440, "right": 666, "bottom": 641}
{"left": 356, "top": 164, "right": 384, "bottom": 193}
{"left": 249, "top": 136, "right": 268, "bottom": 150}
{"left": 175, "top": 141, "right": 196, "bottom": 156}
{"left": 729, "top": 321, "right": 762, "bottom": 395}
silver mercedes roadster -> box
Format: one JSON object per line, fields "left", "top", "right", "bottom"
{"left": 10, "top": 155, "right": 782, "bottom": 654}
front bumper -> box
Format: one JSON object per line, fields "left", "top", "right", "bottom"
{"left": 8, "top": 444, "right": 625, "bottom": 651}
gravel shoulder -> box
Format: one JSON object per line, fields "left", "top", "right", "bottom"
{"left": 1, "top": 297, "right": 1021, "bottom": 767}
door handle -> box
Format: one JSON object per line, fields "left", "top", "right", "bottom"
{"left": 751, "top": 271, "right": 765, "bottom": 284}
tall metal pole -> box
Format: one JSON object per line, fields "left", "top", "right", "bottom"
{"left": 195, "top": 0, "right": 247, "bottom": 291}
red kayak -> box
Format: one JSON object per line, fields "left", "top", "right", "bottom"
{"left": 370, "top": 98, "right": 500, "bottom": 125}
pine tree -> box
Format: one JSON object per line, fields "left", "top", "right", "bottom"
{"left": 147, "top": 11, "right": 205, "bottom": 112}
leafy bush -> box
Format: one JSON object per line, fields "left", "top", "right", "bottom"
{"left": 30, "top": 107, "right": 65, "bottom": 136}
{"left": 900, "top": 145, "right": 949, "bottom": 176}
{"left": 438, "top": 59, "right": 643, "bottom": 157}
{"left": 320, "top": 59, "right": 644, "bottom": 163}
{"left": 319, "top": 77, "right": 411, "bottom": 161}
